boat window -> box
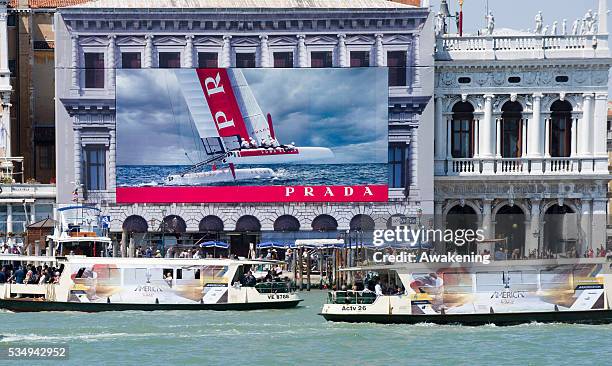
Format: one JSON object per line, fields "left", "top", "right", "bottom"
{"left": 176, "top": 269, "right": 182, "bottom": 280}
{"left": 540, "top": 269, "right": 573, "bottom": 290}
{"left": 506, "top": 271, "right": 537, "bottom": 291}
{"left": 195, "top": 269, "right": 201, "bottom": 280}
{"left": 442, "top": 272, "right": 472, "bottom": 294}
{"left": 476, "top": 272, "right": 505, "bottom": 292}
{"left": 162, "top": 269, "right": 173, "bottom": 280}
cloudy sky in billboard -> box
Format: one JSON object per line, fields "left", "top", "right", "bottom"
{"left": 116, "top": 68, "right": 388, "bottom": 165}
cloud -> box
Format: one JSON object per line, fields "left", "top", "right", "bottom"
{"left": 116, "top": 68, "right": 388, "bottom": 165}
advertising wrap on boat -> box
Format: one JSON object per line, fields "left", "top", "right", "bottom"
{"left": 69, "top": 264, "right": 230, "bottom": 304}
{"left": 406, "top": 264, "right": 606, "bottom": 315}
{"left": 114, "top": 68, "right": 389, "bottom": 203}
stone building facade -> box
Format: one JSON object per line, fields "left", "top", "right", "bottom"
{"left": 433, "top": 0, "right": 611, "bottom": 257}
{"left": 4, "top": 0, "right": 87, "bottom": 183}
{"left": 53, "top": 0, "right": 434, "bottom": 253}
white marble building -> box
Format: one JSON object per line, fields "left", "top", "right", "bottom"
{"left": 433, "top": 0, "right": 611, "bottom": 257}
{"left": 53, "top": 0, "right": 434, "bottom": 253}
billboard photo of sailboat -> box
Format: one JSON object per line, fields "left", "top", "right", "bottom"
{"left": 115, "top": 68, "right": 388, "bottom": 203}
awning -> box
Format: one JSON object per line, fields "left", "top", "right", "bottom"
{"left": 199, "top": 241, "right": 229, "bottom": 249}
{"left": 257, "top": 241, "right": 295, "bottom": 249}
{"left": 294, "top": 239, "right": 345, "bottom": 249}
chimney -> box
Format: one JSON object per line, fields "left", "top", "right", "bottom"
{"left": 388, "top": 0, "right": 422, "bottom": 6}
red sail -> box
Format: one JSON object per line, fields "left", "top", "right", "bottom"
{"left": 196, "top": 68, "right": 250, "bottom": 140}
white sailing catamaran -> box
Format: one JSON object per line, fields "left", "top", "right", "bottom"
{"left": 165, "top": 68, "right": 334, "bottom": 185}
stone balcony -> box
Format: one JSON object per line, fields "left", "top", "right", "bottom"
{"left": 435, "top": 33, "right": 609, "bottom": 61}
{"left": 437, "top": 156, "right": 609, "bottom": 177}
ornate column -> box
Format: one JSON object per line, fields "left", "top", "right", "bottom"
{"left": 579, "top": 199, "right": 593, "bottom": 254}
{"left": 221, "top": 35, "right": 232, "bottom": 67}
{"left": 481, "top": 94, "right": 496, "bottom": 173}
{"left": 434, "top": 96, "right": 446, "bottom": 174}
{"left": 297, "top": 34, "right": 307, "bottom": 68}
{"left": 525, "top": 199, "right": 541, "bottom": 256}
{"left": 144, "top": 34, "right": 153, "bottom": 68}
{"left": 495, "top": 117, "right": 502, "bottom": 158}
{"left": 591, "top": 199, "right": 607, "bottom": 250}
{"left": 184, "top": 35, "right": 194, "bottom": 68}
{"left": 521, "top": 118, "right": 527, "bottom": 157}
{"left": 579, "top": 94, "right": 593, "bottom": 155}
{"left": 544, "top": 116, "right": 551, "bottom": 158}
{"left": 579, "top": 93, "right": 594, "bottom": 171}
{"left": 593, "top": 93, "right": 609, "bottom": 172}
{"left": 70, "top": 35, "right": 79, "bottom": 91}
{"left": 570, "top": 115, "right": 578, "bottom": 157}
{"left": 120, "top": 230, "right": 127, "bottom": 257}
{"left": 259, "top": 35, "right": 270, "bottom": 67}
{"left": 482, "top": 199, "right": 493, "bottom": 239}
{"left": 107, "top": 35, "right": 116, "bottom": 89}
{"left": 528, "top": 94, "right": 543, "bottom": 157}
{"left": 337, "top": 34, "right": 347, "bottom": 67}
{"left": 374, "top": 33, "right": 384, "bottom": 66}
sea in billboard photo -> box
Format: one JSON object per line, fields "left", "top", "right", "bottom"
{"left": 116, "top": 68, "right": 389, "bottom": 202}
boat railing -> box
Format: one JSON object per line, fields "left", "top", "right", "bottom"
{"left": 327, "top": 291, "right": 378, "bottom": 305}
{"left": 254, "top": 281, "right": 292, "bottom": 294}
{"left": 2, "top": 283, "right": 58, "bottom": 301}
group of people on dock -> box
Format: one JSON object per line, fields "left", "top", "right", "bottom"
{"left": 0, "top": 263, "right": 64, "bottom": 285}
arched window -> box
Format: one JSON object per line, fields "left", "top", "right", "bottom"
{"left": 550, "top": 100, "right": 572, "bottom": 157}
{"left": 311, "top": 215, "right": 338, "bottom": 232}
{"left": 451, "top": 102, "right": 475, "bottom": 158}
{"left": 501, "top": 101, "right": 523, "bottom": 158}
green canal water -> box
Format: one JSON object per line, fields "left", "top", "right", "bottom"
{"left": 1, "top": 291, "right": 611, "bottom": 365}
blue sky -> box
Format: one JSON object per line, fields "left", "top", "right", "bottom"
{"left": 116, "top": 69, "right": 388, "bottom": 165}
{"left": 428, "top": 0, "right": 611, "bottom": 94}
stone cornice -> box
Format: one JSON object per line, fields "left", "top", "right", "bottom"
{"left": 61, "top": 10, "right": 428, "bottom": 34}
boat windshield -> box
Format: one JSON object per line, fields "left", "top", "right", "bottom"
{"left": 327, "top": 291, "right": 378, "bottom": 304}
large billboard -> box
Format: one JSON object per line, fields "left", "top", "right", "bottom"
{"left": 116, "top": 68, "right": 388, "bottom": 203}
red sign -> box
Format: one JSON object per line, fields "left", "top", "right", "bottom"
{"left": 116, "top": 186, "right": 388, "bottom": 203}
{"left": 196, "top": 68, "right": 250, "bottom": 139}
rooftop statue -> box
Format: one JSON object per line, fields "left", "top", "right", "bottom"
{"left": 562, "top": 19, "right": 567, "bottom": 35}
{"left": 584, "top": 9, "right": 594, "bottom": 34}
{"left": 435, "top": 11, "right": 446, "bottom": 36}
{"left": 551, "top": 21, "right": 558, "bottom": 35}
{"left": 486, "top": 11, "right": 495, "bottom": 35}
{"left": 572, "top": 19, "right": 579, "bottom": 35}
{"left": 535, "top": 11, "right": 543, "bottom": 34}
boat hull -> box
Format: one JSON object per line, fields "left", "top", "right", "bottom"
{"left": 166, "top": 167, "right": 274, "bottom": 185}
{"left": 320, "top": 309, "right": 612, "bottom": 326}
{"left": 0, "top": 298, "right": 302, "bottom": 313}
{"left": 223, "top": 147, "right": 334, "bottom": 164}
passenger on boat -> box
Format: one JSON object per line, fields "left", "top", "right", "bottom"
{"left": 244, "top": 271, "right": 257, "bottom": 287}
{"left": 0, "top": 267, "right": 6, "bottom": 283}
{"left": 375, "top": 280, "right": 383, "bottom": 296}
{"left": 164, "top": 272, "right": 173, "bottom": 287}
{"left": 264, "top": 270, "right": 274, "bottom": 282}
{"left": 11, "top": 266, "right": 25, "bottom": 284}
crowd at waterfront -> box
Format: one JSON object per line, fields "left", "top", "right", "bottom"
{"left": 0, "top": 263, "right": 64, "bottom": 285}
